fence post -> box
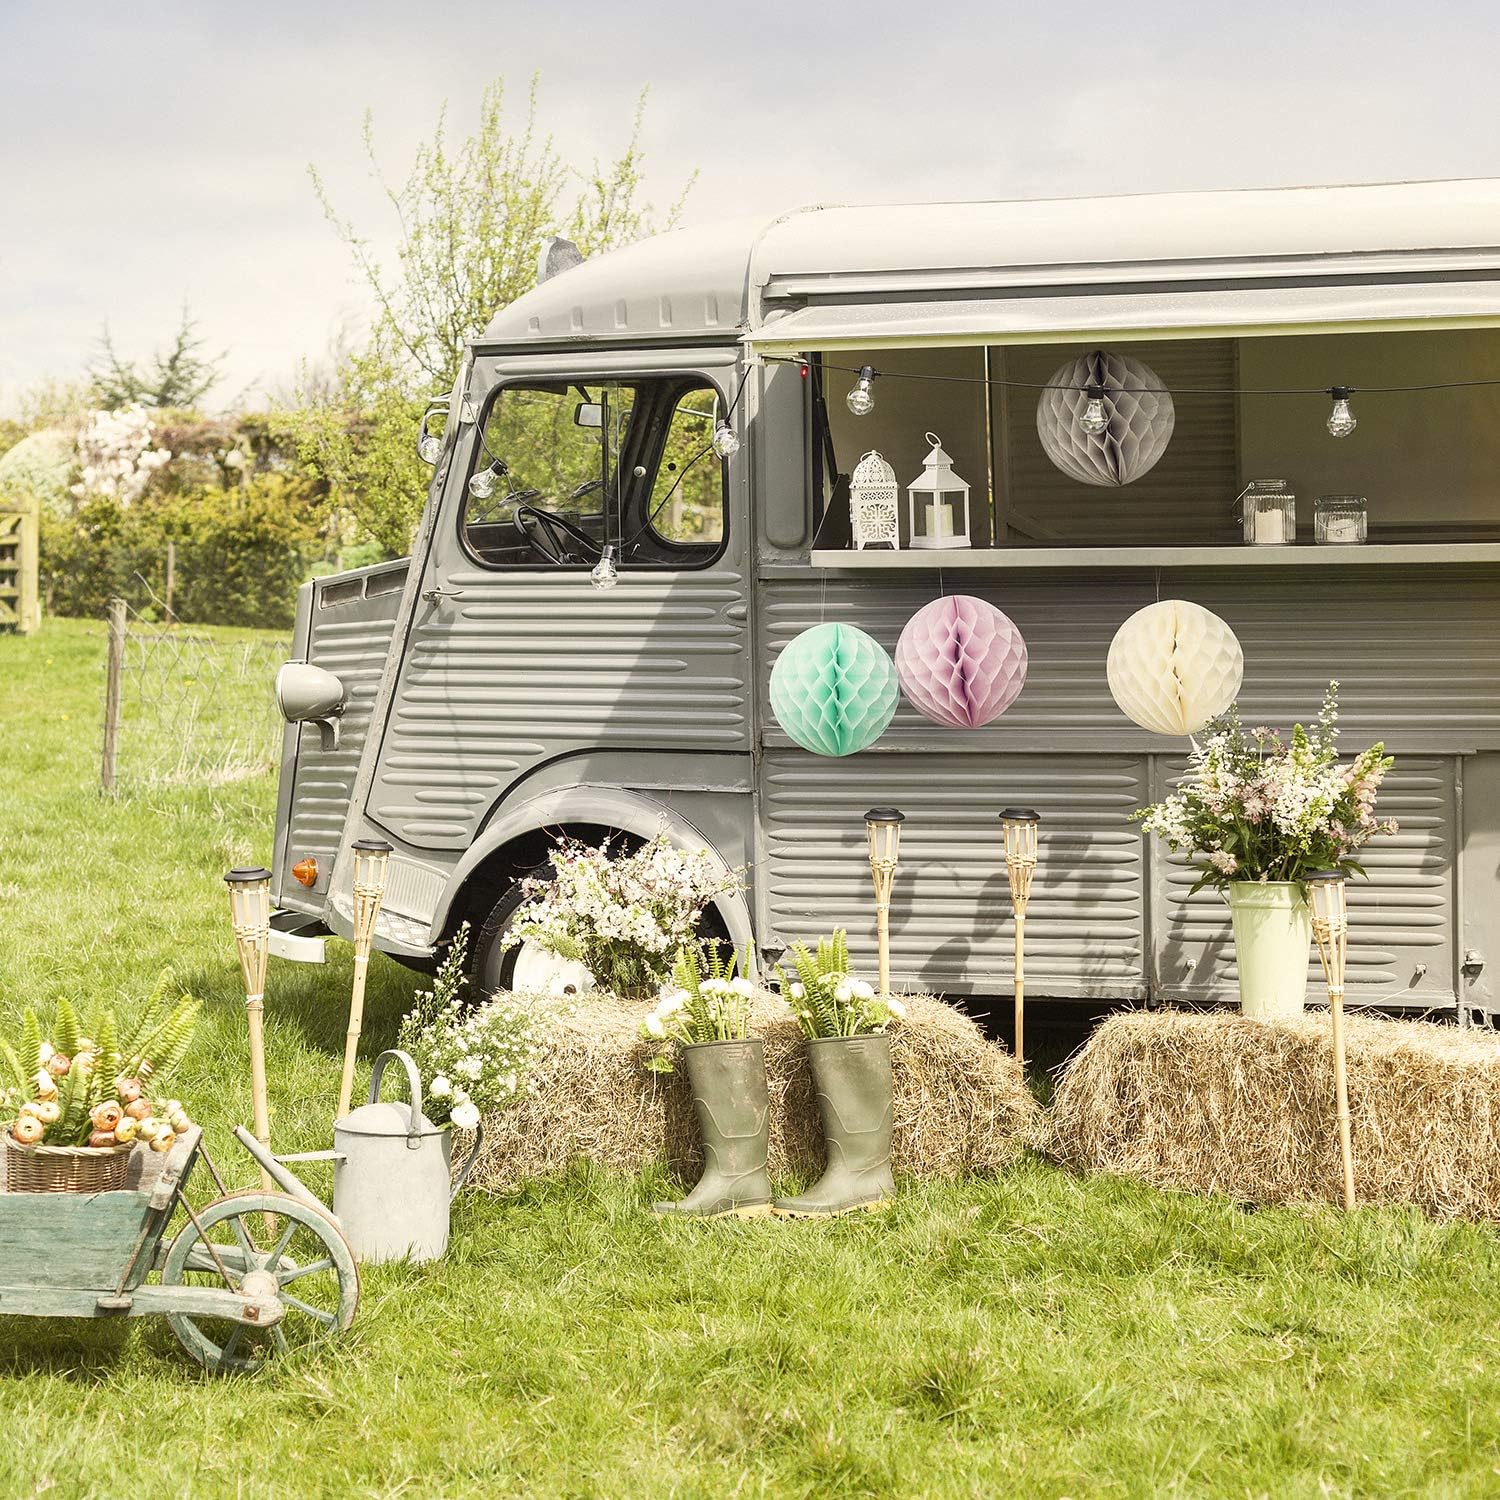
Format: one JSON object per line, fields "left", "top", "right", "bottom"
{"left": 101, "top": 597, "right": 127, "bottom": 793}
{"left": 165, "top": 538, "right": 176, "bottom": 622}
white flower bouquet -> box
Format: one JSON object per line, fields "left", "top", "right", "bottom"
{"left": 503, "top": 832, "right": 743, "bottom": 1000}
{"left": 1135, "top": 682, "right": 1397, "bottom": 890}
{"left": 397, "top": 924, "right": 544, "bottom": 1128}
{"left": 640, "top": 943, "right": 756, "bottom": 1072}
{"left": 776, "top": 929, "right": 904, "bottom": 1038}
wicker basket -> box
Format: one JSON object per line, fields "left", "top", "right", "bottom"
{"left": 3, "top": 1135, "right": 135, "bottom": 1193}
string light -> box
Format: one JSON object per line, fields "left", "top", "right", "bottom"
{"left": 590, "top": 544, "right": 620, "bottom": 591}
{"left": 1326, "top": 386, "right": 1358, "bottom": 437}
{"left": 1079, "top": 384, "right": 1110, "bottom": 435}
{"left": 417, "top": 431, "right": 443, "bottom": 465}
{"left": 846, "top": 365, "right": 877, "bottom": 416}
{"left": 711, "top": 421, "right": 740, "bottom": 458}
{"left": 468, "top": 458, "right": 507, "bottom": 499}
{"left": 780, "top": 355, "right": 1500, "bottom": 438}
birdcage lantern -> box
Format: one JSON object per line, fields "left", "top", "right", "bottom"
{"left": 907, "top": 432, "right": 971, "bottom": 550}
{"left": 850, "top": 450, "right": 900, "bottom": 550}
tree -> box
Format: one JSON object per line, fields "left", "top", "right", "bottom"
{"left": 278, "top": 75, "right": 692, "bottom": 554}
{"left": 90, "top": 307, "right": 225, "bottom": 411}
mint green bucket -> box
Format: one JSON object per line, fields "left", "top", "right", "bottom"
{"left": 1226, "top": 881, "right": 1311, "bottom": 1021}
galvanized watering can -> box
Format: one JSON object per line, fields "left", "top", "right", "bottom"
{"left": 332, "top": 1050, "right": 482, "bottom": 1265}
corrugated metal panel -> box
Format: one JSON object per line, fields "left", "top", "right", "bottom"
{"left": 760, "top": 753, "right": 1146, "bottom": 997}
{"left": 759, "top": 573, "right": 1500, "bottom": 755}
{"left": 1152, "top": 757, "right": 1456, "bottom": 1007}
{"left": 282, "top": 565, "right": 408, "bottom": 889}
{"left": 1001, "top": 340, "right": 1239, "bottom": 546}
{"left": 369, "top": 569, "right": 751, "bottom": 848}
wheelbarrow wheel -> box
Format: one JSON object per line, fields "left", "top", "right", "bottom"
{"left": 160, "top": 1190, "right": 360, "bottom": 1373}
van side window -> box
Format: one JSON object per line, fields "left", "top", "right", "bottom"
{"left": 462, "top": 377, "right": 726, "bottom": 569}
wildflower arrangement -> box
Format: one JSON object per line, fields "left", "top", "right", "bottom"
{"left": 503, "top": 832, "right": 743, "bottom": 1000}
{"left": 397, "top": 924, "right": 544, "bottom": 1129}
{"left": 776, "top": 929, "right": 905, "bottom": 1038}
{"left": 2, "top": 976, "right": 200, "bottom": 1152}
{"left": 640, "top": 943, "right": 755, "bottom": 1070}
{"left": 1135, "top": 682, "right": 1397, "bottom": 891}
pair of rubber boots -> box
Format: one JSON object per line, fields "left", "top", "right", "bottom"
{"left": 651, "top": 1033, "right": 894, "bottom": 1219}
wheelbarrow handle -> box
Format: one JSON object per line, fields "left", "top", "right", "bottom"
{"left": 233, "top": 1125, "right": 327, "bottom": 1215}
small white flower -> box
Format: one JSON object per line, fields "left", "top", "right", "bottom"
{"left": 429, "top": 1075, "right": 452, "bottom": 1098}
{"left": 729, "top": 977, "right": 754, "bottom": 999}
{"left": 851, "top": 979, "right": 875, "bottom": 1001}
{"left": 450, "top": 1101, "right": 481, "bottom": 1130}
{"left": 643, "top": 1013, "right": 666, "bottom": 1039}
{"left": 789, "top": 982, "right": 805, "bottom": 1001}
{"left": 886, "top": 996, "right": 907, "bottom": 1019}
{"left": 834, "top": 981, "right": 853, "bottom": 1005}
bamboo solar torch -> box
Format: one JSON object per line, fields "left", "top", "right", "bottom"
{"left": 336, "top": 838, "right": 394, "bottom": 1120}
{"left": 1307, "top": 869, "right": 1356, "bottom": 1211}
{"left": 224, "top": 866, "right": 276, "bottom": 1194}
{"left": 999, "top": 809, "right": 1041, "bottom": 1068}
{"left": 863, "top": 808, "right": 905, "bottom": 997}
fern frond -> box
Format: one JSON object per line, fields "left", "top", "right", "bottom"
{"left": 94, "top": 1008, "right": 120, "bottom": 1084}
{"left": 150, "top": 999, "right": 200, "bottom": 1085}
{"left": 54, "top": 999, "right": 82, "bottom": 1060}
{"left": 20, "top": 1010, "right": 42, "bottom": 1078}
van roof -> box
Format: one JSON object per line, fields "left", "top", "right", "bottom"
{"left": 480, "top": 179, "right": 1500, "bottom": 350}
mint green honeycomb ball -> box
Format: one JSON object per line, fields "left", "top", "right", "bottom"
{"left": 769, "top": 623, "right": 898, "bottom": 757}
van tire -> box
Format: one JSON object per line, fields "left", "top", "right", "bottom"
{"left": 469, "top": 869, "right": 733, "bottom": 1002}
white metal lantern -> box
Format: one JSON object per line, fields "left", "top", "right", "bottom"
{"left": 906, "top": 432, "right": 971, "bottom": 550}
{"left": 850, "top": 450, "right": 900, "bottom": 550}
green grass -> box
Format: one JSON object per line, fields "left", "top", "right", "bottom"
{"left": 4, "top": 618, "right": 1500, "bottom": 1498}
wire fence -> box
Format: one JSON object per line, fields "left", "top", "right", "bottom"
{"left": 100, "top": 595, "right": 290, "bottom": 790}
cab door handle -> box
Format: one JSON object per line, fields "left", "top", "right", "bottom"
{"left": 422, "top": 585, "right": 466, "bottom": 602}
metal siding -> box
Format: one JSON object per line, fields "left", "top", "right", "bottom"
{"left": 369, "top": 569, "right": 751, "bottom": 848}
{"left": 1153, "top": 757, "right": 1457, "bottom": 1007}
{"left": 761, "top": 751, "right": 1146, "bottom": 995}
{"left": 281, "top": 565, "right": 407, "bottom": 890}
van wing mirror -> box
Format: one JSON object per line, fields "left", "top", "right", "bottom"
{"left": 574, "top": 401, "right": 604, "bottom": 430}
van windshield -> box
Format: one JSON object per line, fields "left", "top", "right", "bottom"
{"left": 462, "top": 376, "right": 726, "bottom": 569}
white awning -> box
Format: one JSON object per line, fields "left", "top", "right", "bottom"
{"left": 747, "top": 279, "right": 1500, "bottom": 353}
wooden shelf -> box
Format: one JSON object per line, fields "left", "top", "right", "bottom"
{"left": 809, "top": 542, "right": 1500, "bottom": 570}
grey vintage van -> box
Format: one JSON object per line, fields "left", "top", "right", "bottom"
{"left": 270, "top": 179, "right": 1500, "bottom": 1019}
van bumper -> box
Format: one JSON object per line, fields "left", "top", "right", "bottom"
{"left": 270, "top": 910, "right": 329, "bottom": 964}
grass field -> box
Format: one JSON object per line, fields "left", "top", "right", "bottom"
{"left": 3, "top": 618, "right": 1500, "bottom": 1498}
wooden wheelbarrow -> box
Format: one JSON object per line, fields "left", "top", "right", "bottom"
{"left": 0, "top": 1127, "right": 359, "bottom": 1373}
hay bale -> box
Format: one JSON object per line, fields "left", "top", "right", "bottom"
{"left": 470, "top": 990, "right": 1041, "bottom": 1193}
{"left": 1047, "top": 1009, "right": 1500, "bottom": 1220}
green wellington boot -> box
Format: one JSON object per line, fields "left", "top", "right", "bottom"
{"left": 653, "top": 1038, "right": 773, "bottom": 1219}
{"left": 775, "top": 1032, "right": 895, "bottom": 1217}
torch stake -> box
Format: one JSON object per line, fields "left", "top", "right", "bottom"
{"left": 337, "top": 841, "right": 393, "bottom": 1121}
{"left": 1308, "top": 870, "right": 1356, "bottom": 1211}
{"left": 225, "top": 867, "right": 275, "bottom": 1198}
{"left": 1000, "top": 809, "right": 1040, "bottom": 1071}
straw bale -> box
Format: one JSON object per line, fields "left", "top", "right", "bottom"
{"left": 1046, "top": 1008, "right": 1500, "bottom": 1220}
{"left": 470, "top": 990, "right": 1041, "bottom": 1192}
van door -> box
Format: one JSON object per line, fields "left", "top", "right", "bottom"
{"left": 362, "top": 349, "right": 752, "bottom": 872}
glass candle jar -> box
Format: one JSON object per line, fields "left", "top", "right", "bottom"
{"left": 1315, "top": 495, "right": 1368, "bottom": 546}
{"left": 1239, "top": 480, "right": 1295, "bottom": 545}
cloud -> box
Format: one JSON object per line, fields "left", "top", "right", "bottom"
{"left": 2, "top": 0, "right": 1498, "bottom": 412}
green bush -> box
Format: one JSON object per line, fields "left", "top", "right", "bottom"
{"left": 41, "top": 473, "right": 331, "bottom": 628}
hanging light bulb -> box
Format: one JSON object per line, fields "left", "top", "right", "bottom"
{"left": 711, "top": 421, "right": 740, "bottom": 458}
{"left": 1326, "top": 386, "right": 1358, "bottom": 438}
{"left": 468, "top": 459, "right": 506, "bottom": 499}
{"left": 417, "top": 431, "right": 443, "bottom": 465}
{"left": 1079, "top": 384, "right": 1110, "bottom": 435}
{"left": 590, "top": 544, "right": 620, "bottom": 591}
{"left": 846, "top": 365, "right": 877, "bottom": 416}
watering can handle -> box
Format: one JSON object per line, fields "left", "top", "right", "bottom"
{"left": 369, "top": 1049, "right": 425, "bottom": 1148}
{"left": 450, "top": 1120, "right": 484, "bottom": 1201}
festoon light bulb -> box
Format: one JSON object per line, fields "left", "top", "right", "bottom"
{"left": 468, "top": 460, "right": 506, "bottom": 499}
{"left": 417, "top": 432, "right": 443, "bottom": 465}
{"left": 590, "top": 544, "right": 620, "bottom": 591}
{"left": 1079, "top": 384, "right": 1110, "bottom": 435}
{"left": 1326, "top": 386, "right": 1357, "bottom": 438}
{"left": 846, "top": 366, "right": 876, "bottom": 416}
{"left": 711, "top": 421, "right": 740, "bottom": 458}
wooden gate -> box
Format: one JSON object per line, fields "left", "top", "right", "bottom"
{"left": 0, "top": 496, "right": 40, "bottom": 634}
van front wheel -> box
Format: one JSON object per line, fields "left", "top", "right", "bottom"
{"left": 471, "top": 872, "right": 595, "bottom": 1002}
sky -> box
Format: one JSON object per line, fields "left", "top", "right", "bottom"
{"left": 4, "top": 0, "right": 1500, "bottom": 413}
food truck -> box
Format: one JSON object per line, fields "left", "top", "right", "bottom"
{"left": 269, "top": 178, "right": 1500, "bottom": 1019}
